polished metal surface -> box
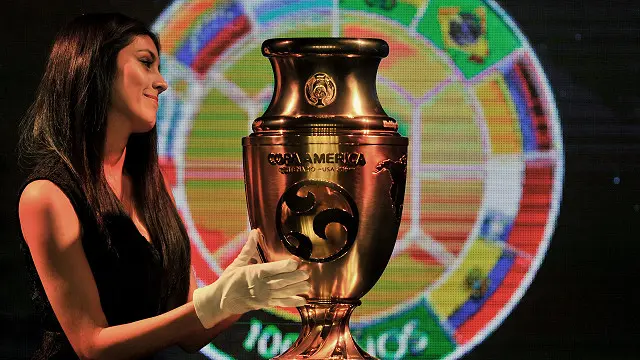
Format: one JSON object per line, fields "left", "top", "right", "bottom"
{"left": 243, "top": 38, "right": 408, "bottom": 359}
{"left": 254, "top": 38, "right": 397, "bottom": 134}
{"left": 276, "top": 301, "right": 372, "bottom": 359}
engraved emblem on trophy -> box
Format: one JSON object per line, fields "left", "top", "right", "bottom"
{"left": 243, "top": 38, "right": 408, "bottom": 359}
{"left": 305, "top": 73, "right": 337, "bottom": 108}
{"left": 276, "top": 180, "right": 359, "bottom": 263}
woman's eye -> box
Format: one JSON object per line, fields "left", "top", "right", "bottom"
{"left": 140, "top": 59, "right": 153, "bottom": 68}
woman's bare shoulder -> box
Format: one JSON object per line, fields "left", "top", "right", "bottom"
{"left": 19, "top": 179, "right": 75, "bottom": 214}
{"left": 20, "top": 179, "right": 65, "bottom": 201}
{"left": 19, "top": 179, "right": 81, "bottom": 247}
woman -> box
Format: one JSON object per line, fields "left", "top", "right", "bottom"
{"left": 18, "top": 13, "right": 309, "bottom": 359}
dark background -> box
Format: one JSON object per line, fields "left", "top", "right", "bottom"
{"left": 1, "top": 0, "right": 639, "bottom": 359}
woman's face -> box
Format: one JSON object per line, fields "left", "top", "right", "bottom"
{"left": 110, "top": 35, "right": 167, "bottom": 133}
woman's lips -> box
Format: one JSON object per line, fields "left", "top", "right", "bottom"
{"left": 144, "top": 94, "right": 158, "bottom": 104}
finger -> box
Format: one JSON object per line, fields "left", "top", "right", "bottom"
{"left": 250, "top": 230, "right": 264, "bottom": 264}
{"left": 255, "top": 259, "right": 299, "bottom": 278}
{"left": 266, "top": 270, "right": 309, "bottom": 289}
{"left": 248, "top": 228, "right": 263, "bottom": 245}
{"left": 240, "top": 229, "right": 260, "bottom": 258}
{"left": 270, "top": 281, "right": 311, "bottom": 298}
{"left": 227, "top": 230, "right": 261, "bottom": 270}
{"left": 268, "top": 296, "right": 307, "bottom": 308}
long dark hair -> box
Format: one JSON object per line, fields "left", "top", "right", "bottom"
{"left": 20, "top": 13, "right": 190, "bottom": 309}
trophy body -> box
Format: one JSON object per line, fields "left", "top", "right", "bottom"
{"left": 243, "top": 38, "right": 408, "bottom": 359}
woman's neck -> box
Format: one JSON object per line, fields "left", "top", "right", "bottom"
{"left": 103, "top": 118, "right": 130, "bottom": 198}
{"left": 103, "top": 148, "right": 127, "bottom": 198}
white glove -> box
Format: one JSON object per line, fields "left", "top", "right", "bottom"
{"left": 224, "top": 229, "right": 263, "bottom": 273}
{"left": 193, "top": 231, "right": 310, "bottom": 329}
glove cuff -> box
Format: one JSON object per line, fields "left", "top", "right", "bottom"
{"left": 193, "top": 286, "right": 231, "bottom": 329}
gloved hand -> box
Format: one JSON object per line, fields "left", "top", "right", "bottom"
{"left": 193, "top": 230, "right": 310, "bottom": 329}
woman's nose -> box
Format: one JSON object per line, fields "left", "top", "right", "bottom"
{"left": 154, "top": 75, "right": 168, "bottom": 95}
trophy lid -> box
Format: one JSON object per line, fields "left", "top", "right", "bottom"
{"left": 262, "top": 38, "right": 389, "bottom": 58}
{"left": 253, "top": 38, "right": 401, "bottom": 135}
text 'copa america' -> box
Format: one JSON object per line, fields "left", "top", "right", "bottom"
{"left": 268, "top": 152, "right": 367, "bottom": 167}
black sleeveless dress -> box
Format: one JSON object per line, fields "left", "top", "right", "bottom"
{"left": 18, "top": 156, "right": 168, "bottom": 359}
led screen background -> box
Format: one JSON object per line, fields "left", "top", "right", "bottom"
{"left": 151, "top": 1, "right": 562, "bottom": 358}
{"left": 1, "top": 1, "right": 638, "bottom": 359}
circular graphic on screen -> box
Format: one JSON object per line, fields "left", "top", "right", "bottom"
{"left": 153, "top": 0, "right": 563, "bottom": 359}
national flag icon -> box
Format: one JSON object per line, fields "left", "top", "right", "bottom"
{"left": 438, "top": 6, "right": 489, "bottom": 63}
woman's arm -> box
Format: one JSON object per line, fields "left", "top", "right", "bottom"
{"left": 163, "top": 182, "right": 243, "bottom": 352}
{"left": 19, "top": 180, "right": 227, "bottom": 359}
{"left": 175, "top": 268, "right": 242, "bottom": 353}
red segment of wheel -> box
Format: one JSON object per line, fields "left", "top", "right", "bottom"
{"left": 508, "top": 163, "right": 554, "bottom": 255}
{"left": 192, "top": 15, "right": 251, "bottom": 76}
{"left": 159, "top": 156, "right": 177, "bottom": 189}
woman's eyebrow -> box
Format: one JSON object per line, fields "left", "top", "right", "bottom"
{"left": 137, "top": 49, "right": 158, "bottom": 61}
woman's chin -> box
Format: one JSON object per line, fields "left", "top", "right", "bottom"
{"left": 132, "top": 120, "right": 157, "bottom": 133}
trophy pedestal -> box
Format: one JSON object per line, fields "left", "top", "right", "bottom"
{"left": 275, "top": 301, "right": 374, "bottom": 360}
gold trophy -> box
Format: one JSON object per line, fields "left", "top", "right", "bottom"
{"left": 242, "top": 38, "right": 408, "bottom": 359}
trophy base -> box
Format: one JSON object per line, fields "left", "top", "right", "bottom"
{"left": 273, "top": 300, "right": 375, "bottom": 360}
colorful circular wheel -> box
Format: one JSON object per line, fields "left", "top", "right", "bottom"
{"left": 153, "top": 0, "right": 563, "bottom": 358}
